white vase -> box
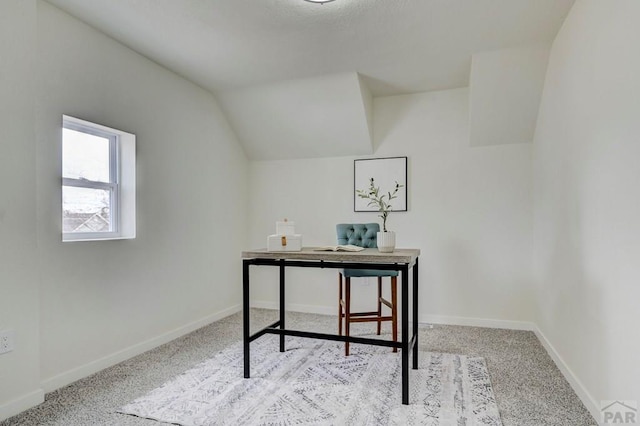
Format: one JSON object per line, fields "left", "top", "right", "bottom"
{"left": 377, "top": 231, "right": 396, "bottom": 253}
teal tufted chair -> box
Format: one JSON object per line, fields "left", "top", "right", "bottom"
{"left": 336, "top": 223, "right": 398, "bottom": 356}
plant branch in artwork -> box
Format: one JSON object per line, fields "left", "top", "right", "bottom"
{"left": 356, "top": 178, "right": 404, "bottom": 232}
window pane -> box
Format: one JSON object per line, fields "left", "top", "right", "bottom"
{"left": 62, "top": 186, "right": 112, "bottom": 233}
{"left": 62, "top": 128, "right": 110, "bottom": 182}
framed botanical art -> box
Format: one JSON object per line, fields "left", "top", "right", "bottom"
{"left": 354, "top": 156, "right": 407, "bottom": 212}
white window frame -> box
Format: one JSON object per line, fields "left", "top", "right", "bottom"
{"left": 62, "top": 115, "right": 136, "bottom": 242}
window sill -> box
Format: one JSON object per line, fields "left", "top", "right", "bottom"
{"left": 62, "top": 232, "right": 135, "bottom": 242}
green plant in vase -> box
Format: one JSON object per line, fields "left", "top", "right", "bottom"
{"left": 356, "top": 178, "right": 403, "bottom": 232}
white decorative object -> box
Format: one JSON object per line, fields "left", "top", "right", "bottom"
{"left": 267, "top": 218, "right": 302, "bottom": 251}
{"left": 276, "top": 219, "right": 296, "bottom": 236}
{"left": 377, "top": 231, "right": 396, "bottom": 253}
{"left": 267, "top": 234, "right": 302, "bottom": 251}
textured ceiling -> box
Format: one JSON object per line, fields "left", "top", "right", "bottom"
{"left": 45, "top": 0, "right": 575, "bottom": 97}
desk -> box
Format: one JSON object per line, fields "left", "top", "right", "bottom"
{"left": 241, "top": 247, "right": 420, "bottom": 405}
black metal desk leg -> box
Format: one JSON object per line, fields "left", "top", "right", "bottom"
{"left": 413, "top": 257, "right": 419, "bottom": 369}
{"left": 401, "top": 265, "right": 409, "bottom": 405}
{"left": 243, "top": 260, "right": 251, "bottom": 378}
{"left": 279, "top": 260, "right": 286, "bottom": 352}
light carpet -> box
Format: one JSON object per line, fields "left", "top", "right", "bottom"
{"left": 119, "top": 334, "right": 502, "bottom": 425}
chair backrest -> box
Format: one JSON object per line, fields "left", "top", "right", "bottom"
{"left": 336, "top": 223, "right": 379, "bottom": 248}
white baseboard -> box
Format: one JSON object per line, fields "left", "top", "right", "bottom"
{"left": 533, "top": 326, "right": 599, "bottom": 422}
{"left": 419, "top": 314, "right": 536, "bottom": 331}
{"left": 251, "top": 300, "right": 336, "bottom": 316}
{"left": 0, "top": 388, "right": 44, "bottom": 422}
{"left": 40, "top": 304, "right": 241, "bottom": 393}
{"left": 252, "top": 302, "right": 537, "bottom": 331}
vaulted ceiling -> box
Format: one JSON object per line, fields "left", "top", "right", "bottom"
{"left": 45, "top": 0, "right": 575, "bottom": 159}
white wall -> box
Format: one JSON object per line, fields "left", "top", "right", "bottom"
{"left": 532, "top": 0, "right": 640, "bottom": 416}
{"left": 218, "top": 72, "right": 373, "bottom": 161}
{"left": 249, "top": 88, "right": 534, "bottom": 326}
{"left": 469, "top": 46, "right": 549, "bottom": 146}
{"left": 0, "top": 0, "right": 44, "bottom": 419}
{"left": 1, "top": 2, "right": 248, "bottom": 417}
{"left": 35, "top": 1, "right": 248, "bottom": 387}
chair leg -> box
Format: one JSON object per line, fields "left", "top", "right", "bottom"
{"left": 377, "top": 277, "right": 382, "bottom": 335}
{"left": 391, "top": 276, "right": 398, "bottom": 353}
{"left": 345, "top": 277, "right": 351, "bottom": 356}
{"left": 338, "top": 273, "right": 343, "bottom": 336}
{"left": 339, "top": 274, "right": 397, "bottom": 356}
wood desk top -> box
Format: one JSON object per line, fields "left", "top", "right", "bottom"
{"left": 241, "top": 247, "right": 420, "bottom": 264}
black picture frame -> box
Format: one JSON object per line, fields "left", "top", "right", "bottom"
{"left": 354, "top": 156, "right": 408, "bottom": 212}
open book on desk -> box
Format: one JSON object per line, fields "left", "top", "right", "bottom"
{"left": 313, "top": 245, "right": 365, "bottom": 252}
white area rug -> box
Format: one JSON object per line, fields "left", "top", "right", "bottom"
{"left": 119, "top": 334, "right": 502, "bottom": 425}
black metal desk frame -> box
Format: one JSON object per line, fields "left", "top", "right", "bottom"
{"left": 242, "top": 250, "right": 419, "bottom": 405}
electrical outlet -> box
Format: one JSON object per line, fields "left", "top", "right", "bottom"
{"left": 0, "top": 330, "right": 15, "bottom": 354}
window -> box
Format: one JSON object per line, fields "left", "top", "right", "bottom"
{"left": 62, "top": 115, "right": 136, "bottom": 241}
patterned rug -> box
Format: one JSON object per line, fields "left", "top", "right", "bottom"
{"left": 119, "top": 334, "right": 502, "bottom": 425}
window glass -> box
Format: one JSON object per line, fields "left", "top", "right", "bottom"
{"left": 62, "top": 128, "right": 111, "bottom": 183}
{"left": 62, "top": 186, "right": 112, "bottom": 233}
{"left": 62, "top": 115, "right": 135, "bottom": 242}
